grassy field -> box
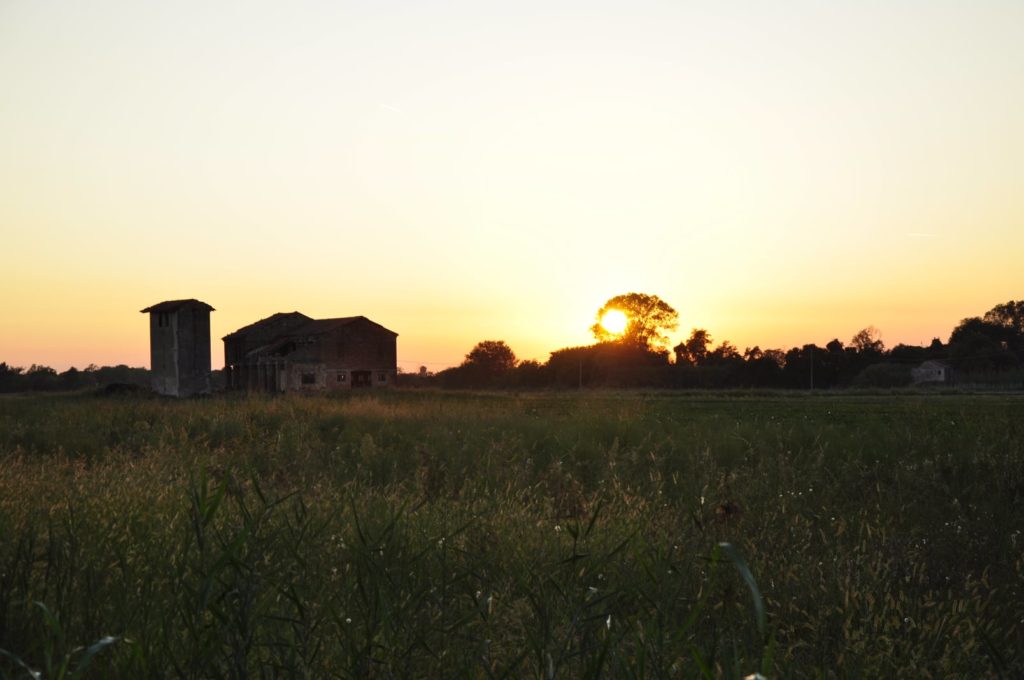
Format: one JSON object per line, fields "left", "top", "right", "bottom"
{"left": 0, "top": 390, "right": 1021, "bottom": 678}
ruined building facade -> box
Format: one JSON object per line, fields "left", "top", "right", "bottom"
{"left": 141, "top": 299, "right": 214, "bottom": 397}
{"left": 223, "top": 312, "right": 398, "bottom": 392}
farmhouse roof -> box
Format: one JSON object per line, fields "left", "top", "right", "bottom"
{"left": 245, "top": 342, "right": 282, "bottom": 359}
{"left": 141, "top": 299, "right": 215, "bottom": 313}
{"left": 289, "top": 316, "right": 399, "bottom": 337}
{"left": 918, "top": 360, "right": 949, "bottom": 369}
{"left": 221, "top": 311, "right": 312, "bottom": 340}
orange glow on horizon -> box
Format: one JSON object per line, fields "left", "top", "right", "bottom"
{"left": 1, "top": 3, "right": 1021, "bottom": 373}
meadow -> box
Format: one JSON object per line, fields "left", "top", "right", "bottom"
{"left": 0, "top": 390, "right": 1021, "bottom": 678}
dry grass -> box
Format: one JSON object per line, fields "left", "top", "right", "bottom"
{"left": 0, "top": 390, "right": 1022, "bottom": 677}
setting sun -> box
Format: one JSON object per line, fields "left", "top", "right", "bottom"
{"left": 600, "top": 309, "right": 628, "bottom": 335}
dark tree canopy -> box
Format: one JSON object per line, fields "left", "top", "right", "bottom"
{"left": 433, "top": 340, "right": 533, "bottom": 388}
{"left": 0, "top": 363, "right": 150, "bottom": 393}
{"left": 983, "top": 300, "right": 1024, "bottom": 335}
{"left": 707, "top": 340, "right": 741, "bottom": 364}
{"left": 463, "top": 340, "right": 517, "bottom": 372}
{"left": 591, "top": 293, "right": 679, "bottom": 350}
{"left": 850, "top": 326, "right": 885, "bottom": 355}
{"left": 674, "top": 328, "right": 712, "bottom": 366}
{"left": 948, "top": 311, "right": 1020, "bottom": 371}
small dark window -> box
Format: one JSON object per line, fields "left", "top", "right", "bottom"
{"left": 378, "top": 372, "right": 387, "bottom": 383}
{"left": 301, "top": 373, "right": 316, "bottom": 385}
{"left": 337, "top": 373, "right": 346, "bottom": 382}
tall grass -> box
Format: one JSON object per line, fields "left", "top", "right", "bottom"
{"left": 1, "top": 391, "right": 1022, "bottom": 677}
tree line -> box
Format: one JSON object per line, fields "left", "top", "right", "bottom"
{"left": 411, "top": 296, "right": 1024, "bottom": 390}
{"left": 0, "top": 363, "right": 151, "bottom": 393}
{"left": 3, "top": 297, "right": 1021, "bottom": 392}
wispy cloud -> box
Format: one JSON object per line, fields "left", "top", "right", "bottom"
{"left": 378, "top": 103, "right": 403, "bottom": 114}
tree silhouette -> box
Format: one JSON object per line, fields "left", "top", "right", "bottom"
{"left": 850, "top": 326, "right": 885, "bottom": 355}
{"left": 983, "top": 300, "right": 1024, "bottom": 335}
{"left": 674, "top": 328, "right": 712, "bottom": 366}
{"left": 981, "top": 300, "right": 1024, "bottom": 359}
{"left": 948, "top": 316, "right": 1017, "bottom": 371}
{"left": 464, "top": 340, "right": 517, "bottom": 372}
{"left": 591, "top": 293, "right": 678, "bottom": 350}
{"left": 707, "top": 340, "right": 741, "bottom": 364}
{"left": 825, "top": 338, "right": 845, "bottom": 354}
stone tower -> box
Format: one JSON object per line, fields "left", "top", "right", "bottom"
{"left": 140, "top": 299, "right": 215, "bottom": 396}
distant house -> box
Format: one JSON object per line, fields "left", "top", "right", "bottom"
{"left": 911, "top": 360, "right": 950, "bottom": 384}
{"left": 140, "top": 299, "right": 214, "bottom": 397}
{"left": 223, "top": 313, "right": 398, "bottom": 392}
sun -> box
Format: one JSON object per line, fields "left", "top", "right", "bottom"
{"left": 600, "top": 309, "right": 628, "bottom": 335}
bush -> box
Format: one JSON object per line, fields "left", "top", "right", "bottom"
{"left": 853, "top": 363, "right": 913, "bottom": 388}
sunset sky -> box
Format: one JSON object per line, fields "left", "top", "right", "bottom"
{"left": 1, "top": 0, "right": 1021, "bottom": 372}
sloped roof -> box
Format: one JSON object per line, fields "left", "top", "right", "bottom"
{"left": 141, "top": 299, "right": 215, "bottom": 313}
{"left": 289, "top": 316, "right": 398, "bottom": 337}
{"left": 241, "top": 316, "right": 398, "bottom": 359}
{"left": 222, "top": 311, "right": 311, "bottom": 340}
{"left": 245, "top": 341, "right": 285, "bottom": 359}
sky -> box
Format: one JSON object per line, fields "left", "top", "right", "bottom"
{"left": 1, "top": 0, "right": 1021, "bottom": 372}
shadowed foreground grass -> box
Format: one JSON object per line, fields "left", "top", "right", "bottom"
{"left": 0, "top": 391, "right": 1022, "bottom": 677}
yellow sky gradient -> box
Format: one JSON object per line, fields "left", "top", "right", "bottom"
{"left": 1, "top": 1, "right": 1021, "bottom": 371}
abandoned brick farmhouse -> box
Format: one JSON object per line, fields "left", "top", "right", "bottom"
{"left": 223, "top": 312, "right": 398, "bottom": 392}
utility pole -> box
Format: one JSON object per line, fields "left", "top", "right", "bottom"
{"left": 809, "top": 345, "right": 814, "bottom": 392}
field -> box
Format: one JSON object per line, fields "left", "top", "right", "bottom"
{"left": 0, "top": 391, "right": 1022, "bottom": 678}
